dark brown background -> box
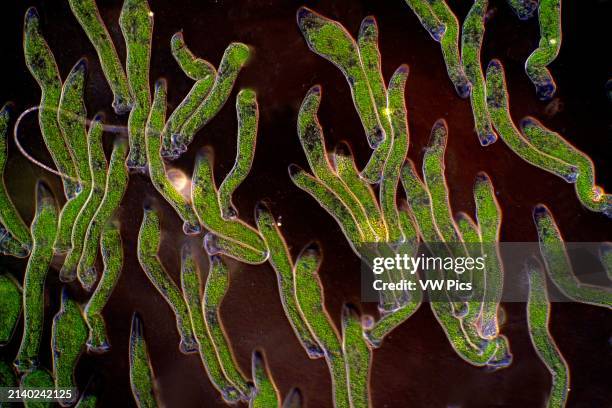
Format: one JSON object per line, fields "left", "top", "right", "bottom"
{"left": 1, "top": 0, "right": 611, "bottom": 407}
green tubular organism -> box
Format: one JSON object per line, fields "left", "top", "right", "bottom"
{"left": 342, "top": 305, "right": 371, "bottom": 408}
{"left": 136, "top": 207, "right": 198, "bottom": 353}
{"left": 0, "top": 273, "right": 22, "bottom": 346}
{"left": 519, "top": 117, "right": 612, "bottom": 217}
{"left": 282, "top": 388, "right": 303, "bottom": 408}
{"left": 218, "top": 89, "right": 258, "bottom": 219}
{"left": 203, "top": 255, "right": 251, "bottom": 399}
{"left": 60, "top": 116, "right": 107, "bottom": 283}
{"left": 403, "top": 0, "right": 446, "bottom": 41}
{"left": 296, "top": 7, "right": 384, "bottom": 151}
{"left": 461, "top": 0, "right": 497, "bottom": 146}
{"left": 250, "top": 350, "right": 281, "bottom": 408}
{"left": 533, "top": 205, "right": 612, "bottom": 309}
{"left": 77, "top": 138, "right": 128, "bottom": 291}
{"left": 129, "top": 313, "right": 159, "bottom": 408}
{"left": 191, "top": 147, "right": 267, "bottom": 264}
{"left": 24, "top": 8, "right": 79, "bottom": 198}
{"left": 146, "top": 79, "right": 201, "bottom": 235}
{"left": 120, "top": 0, "right": 153, "bottom": 170}
{"left": 0, "top": 359, "right": 17, "bottom": 394}
{"left": 20, "top": 368, "right": 54, "bottom": 408}
{"left": 174, "top": 43, "right": 250, "bottom": 156}
{"left": 507, "top": 0, "right": 539, "bottom": 20}
{"left": 179, "top": 244, "right": 241, "bottom": 403}
{"left": 84, "top": 220, "right": 123, "bottom": 353}
{"left": 525, "top": 0, "right": 562, "bottom": 100}
{"left": 254, "top": 201, "right": 324, "bottom": 358}
{"left": 51, "top": 288, "right": 88, "bottom": 406}
{"left": 485, "top": 60, "right": 578, "bottom": 183}
{"left": 525, "top": 257, "right": 570, "bottom": 408}
{"left": 15, "top": 181, "right": 58, "bottom": 373}
{"left": 171, "top": 31, "right": 216, "bottom": 81}
{"left": 204, "top": 232, "right": 267, "bottom": 264}
{"left": 0, "top": 226, "right": 30, "bottom": 258}
{"left": 68, "top": 0, "right": 132, "bottom": 114}
{"left": 293, "top": 243, "right": 349, "bottom": 408}
{"left": 601, "top": 242, "right": 612, "bottom": 281}
{"left": 55, "top": 59, "right": 92, "bottom": 253}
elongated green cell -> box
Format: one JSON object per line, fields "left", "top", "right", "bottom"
{"left": 403, "top": 0, "right": 446, "bottom": 41}
{"left": 461, "top": 0, "right": 497, "bottom": 146}
{"left": 203, "top": 255, "right": 251, "bottom": 399}
{"left": 601, "top": 242, "right": 612, "bottom": 281}
{"left": 526, "top": 257, "right": 570, "bottom": 408}
{"left": 84, "top": 220, "right": 123, "bottom": 353}
{"left": 20, "top": 368, "right": 54, "bottom": 408}
{"left": 485, "top": 60, "right": 578, "bottom": 183}
{"left": 191, "top": 148, "right": 267, "bottom": 264}
{"left": 68, "top": 0, "right": 132, "bottom": 114}
{"left": 342, "top": 305, "right": 371, "bottom": 408}
{"left": 507, "top": 0, "right": 539, "bottom": 20}
{"left": 282, "top": 388, "right": 303, "bottom": 408}
{"left": 55, "top": 59, "right": 92, "bottom": 252}
{"left": 175, "top": 43, "right": 250, "bottom": 156}
{"left": 0, "top": 273, "right": 21, "bottom": 345}
{"left": 250, "top": 350, "right": 280, "bottom": 408}
{"left": 255, "top": 201, "right": 323, "bottom": 358}
{"left": 137, "top": 207, "right": 198, "bottom": 353}
{"left": 204, "top": 232, "right": 267, "bottom": 264}
{"left": 129, "top": 313, "right": 159, "bottom": 408}
{"left": 24, "top": 8, "right": 79, "bottom": 198}
{"left": 520, "top": 117, "right": 611, "bottom": 217}
{"left": 15, "top": 181, "right": 58, "bottom": 373}
{"left": 533, "top": 205, "right": 612, "bottom": 309}
{"left": 218, "top": 89, "right": 259, "bottom": 219}
{"left": 0, "top": 226, "right": 30, "bottom": 258}
{"left": 525, "top": 0, "right": 562, "bottom": 100}
{"left": 0, "top": 359, "right": 17, "bottom": 390}
{"left": 51, "top": 288, "right": 87, "bottom": 405}
{"left": 60, "top": 117, "right": 107, "bottom": 282}
{"left": 171, "top": 31, "right": 215, "bottom": 81}
{"left": 78, "top": 138, "right": 128, "bottom": 291}
{"left": 294, "top": 243, "right": 349, "bottom": 408}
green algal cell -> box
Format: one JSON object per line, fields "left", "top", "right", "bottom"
{"left": 507, "top": 0, "right": 539, "bottom": 20}
{"left": 175, "top": 43, "right": 250, "bottom": 156}
{"left": 520, "top": 117, "right": 611, "bottom": 217}
{"left": 84, "top": 220, "right": 123, "bottom": 353}
{"left": 68, "top": 0, "right": 133, "bottom": 114}
{"left": 255, "top": 201, "right": 323, "bottom": 358}
{"left": 0, "top": 226, "right": 30, "bottom": 258}
{"left": 461, "top": 0, "right": 497, "bottom": 146}
{"left": 203, "top": 255, "right": 251, "bottom": 399}
{"left": 24, "top": 8, "right": 79, "bottom": 198}
{"left": 342, "top": 305, "right": 371, "bottom": 408}
{"left": 485, "top": 60, "right": 578, "bottom": 183}
{"left": 600, "top": 242, "right": 612, "bottom": 281}
{"left": 15, "top": 181, "right": 58, "bottom": 373}
{"left": 20, "top": 368, "right": 54, "bottom": 408}
{"left": 171, "top": 31, "right": 216, "bottom": 81}
{"left": 218, "top": 89, "right": 259, "bottom": 219}
{"left": 533, "top": 205, "right": 612, "bottom": 309}
{"left": 120, "top": 0, "right": 153, "bottom": 170}
{"left": 0, "top": 274, "right": 22, "bottom": 345}
{"left": 525, "top": 0, "right": 562, "bottom": 100}
{"left": 51, "top": 288, "right": 88, "bottom": 405}
{"left": 282, "top": 388, "right": 303, "bottom": 408}
{"left": 400, "top": 160, "right": 441, "bottom": 244}
{"left": 0, "top": 359, "right": 17, "bottom": 388}
{"left": 191, "top": 147, "right": 267, "bottom": 264}
{"left": 60, "top": 117, "right": 107, "bottom": 282}
{"left": 403, "top": 0, "right": 446, "bottom": 41}
{"left": 204, "top": 232, "right": 267, "bottom": 265}
{"left": 137, "top": 207, "right": 198, "bottom": 353}
{"left": 250, "top": 350, "right": 281, "bottom": 408}
{"left": 525, "top": 257, "right": 570, "bottom": 408}
{"left": 179, "top": 244, "right": 240, "bottom": 403}
{"left": 129, "top": 313, "right": 160, "bottom": 408}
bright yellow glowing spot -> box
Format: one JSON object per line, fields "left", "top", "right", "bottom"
{"left": 167, "top": 168, "right": 191, "bottom": 199}
{"left": 549, "top": 38, "right": 557, "bottom": 45}
{"left": 382, "top": 107, "right": 393, "bottom": 117}
{"left": 148, "top": 11, "right": 154, "bottom": 17}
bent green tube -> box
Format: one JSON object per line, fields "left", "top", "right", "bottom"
{"left": 129, "top": 313, "right": 159, "bottom": 408}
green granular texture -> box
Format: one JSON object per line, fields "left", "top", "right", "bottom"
{"left": 60, "top": 118, "right": 107, "bottom": 282}
{"left": 0, "top": 359, "right": 17, "bottom": 387}
{"left": 179, "top": 244, "right": 240, "bottom": 403}
{"left": 218, "top": 89, "right": 258, "bottom": 219}
{"left": 77, "top": 138, "right": 128, "bottom": 291}
{"left": 526, "top": 258, "right": 570, "bottom": 408}
{"left": 0, "top": 226, "right": 30, "bottom": 258}
{"left": 600, "top": 243, "right": 612, "bottom": 281}
{"left": 51, "top": 290, "right": 88, "bottom": 403}
{"left": 68, "top": 0, "right": 132, "bottom": 114}
{"left": 15, "top": 181, "right": 58, "bottom": 373}
{"left": 137, "top": 207, "right": 198, "bottom": 353}
{"left": 129, "top": 314, "right": 159, "bottom": 408}
{"left": 203, "top": 255, "right": 251, "bottom": 398}
{"left": 24, "top": 8, "right": 79, "bottom": 198}
{"left": 120, "top": 0, "right": 153, "bottom": 170}
{"left": 205, "top": 233, "right": 267, "bottom": 264}
{"left": 255, "top": 202, "right": 323, "bottom": 358}
{"left": 461, "top": 0, "right": 497, "bottom": 146}
{"left": 534, "top": 206, "right": 612, "bottom": 309}
{"left": 507, "top": 0, "right": 539, "bottom": 20}
{"left": 400, "top": 160, "right": 440, "bottom": 243}
{"left": 486, "top": 60, "right": 577, "bottom": 182}
{"left": 20, "top": 368, "right": 54, "bottom": 408}
{"left": 403, "top": 0, "right": 445, "bottom": 41}
{"left": 0, "top": 274, "right": 22, "bottom": 345}
{"left": 171, "top": 31, "right": 216, "bottom": 81}
{"left": 250, "top": 351, "right": 281, "bottom": 408}
{"left": 525, "top": 0, "right": 562, "bottom": 100}
{"left": 342, "top": 305, "right": 371, "bottom": 408}
{"left": 84, "top": 221, "right": 123, "bottom": 353}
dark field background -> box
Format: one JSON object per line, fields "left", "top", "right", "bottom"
{"left": 1, "top": 0, "right": 611, "bottom": 406}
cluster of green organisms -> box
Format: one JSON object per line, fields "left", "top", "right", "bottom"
{"left": 0, "top": 1, "right": 609, "bottom": 408}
